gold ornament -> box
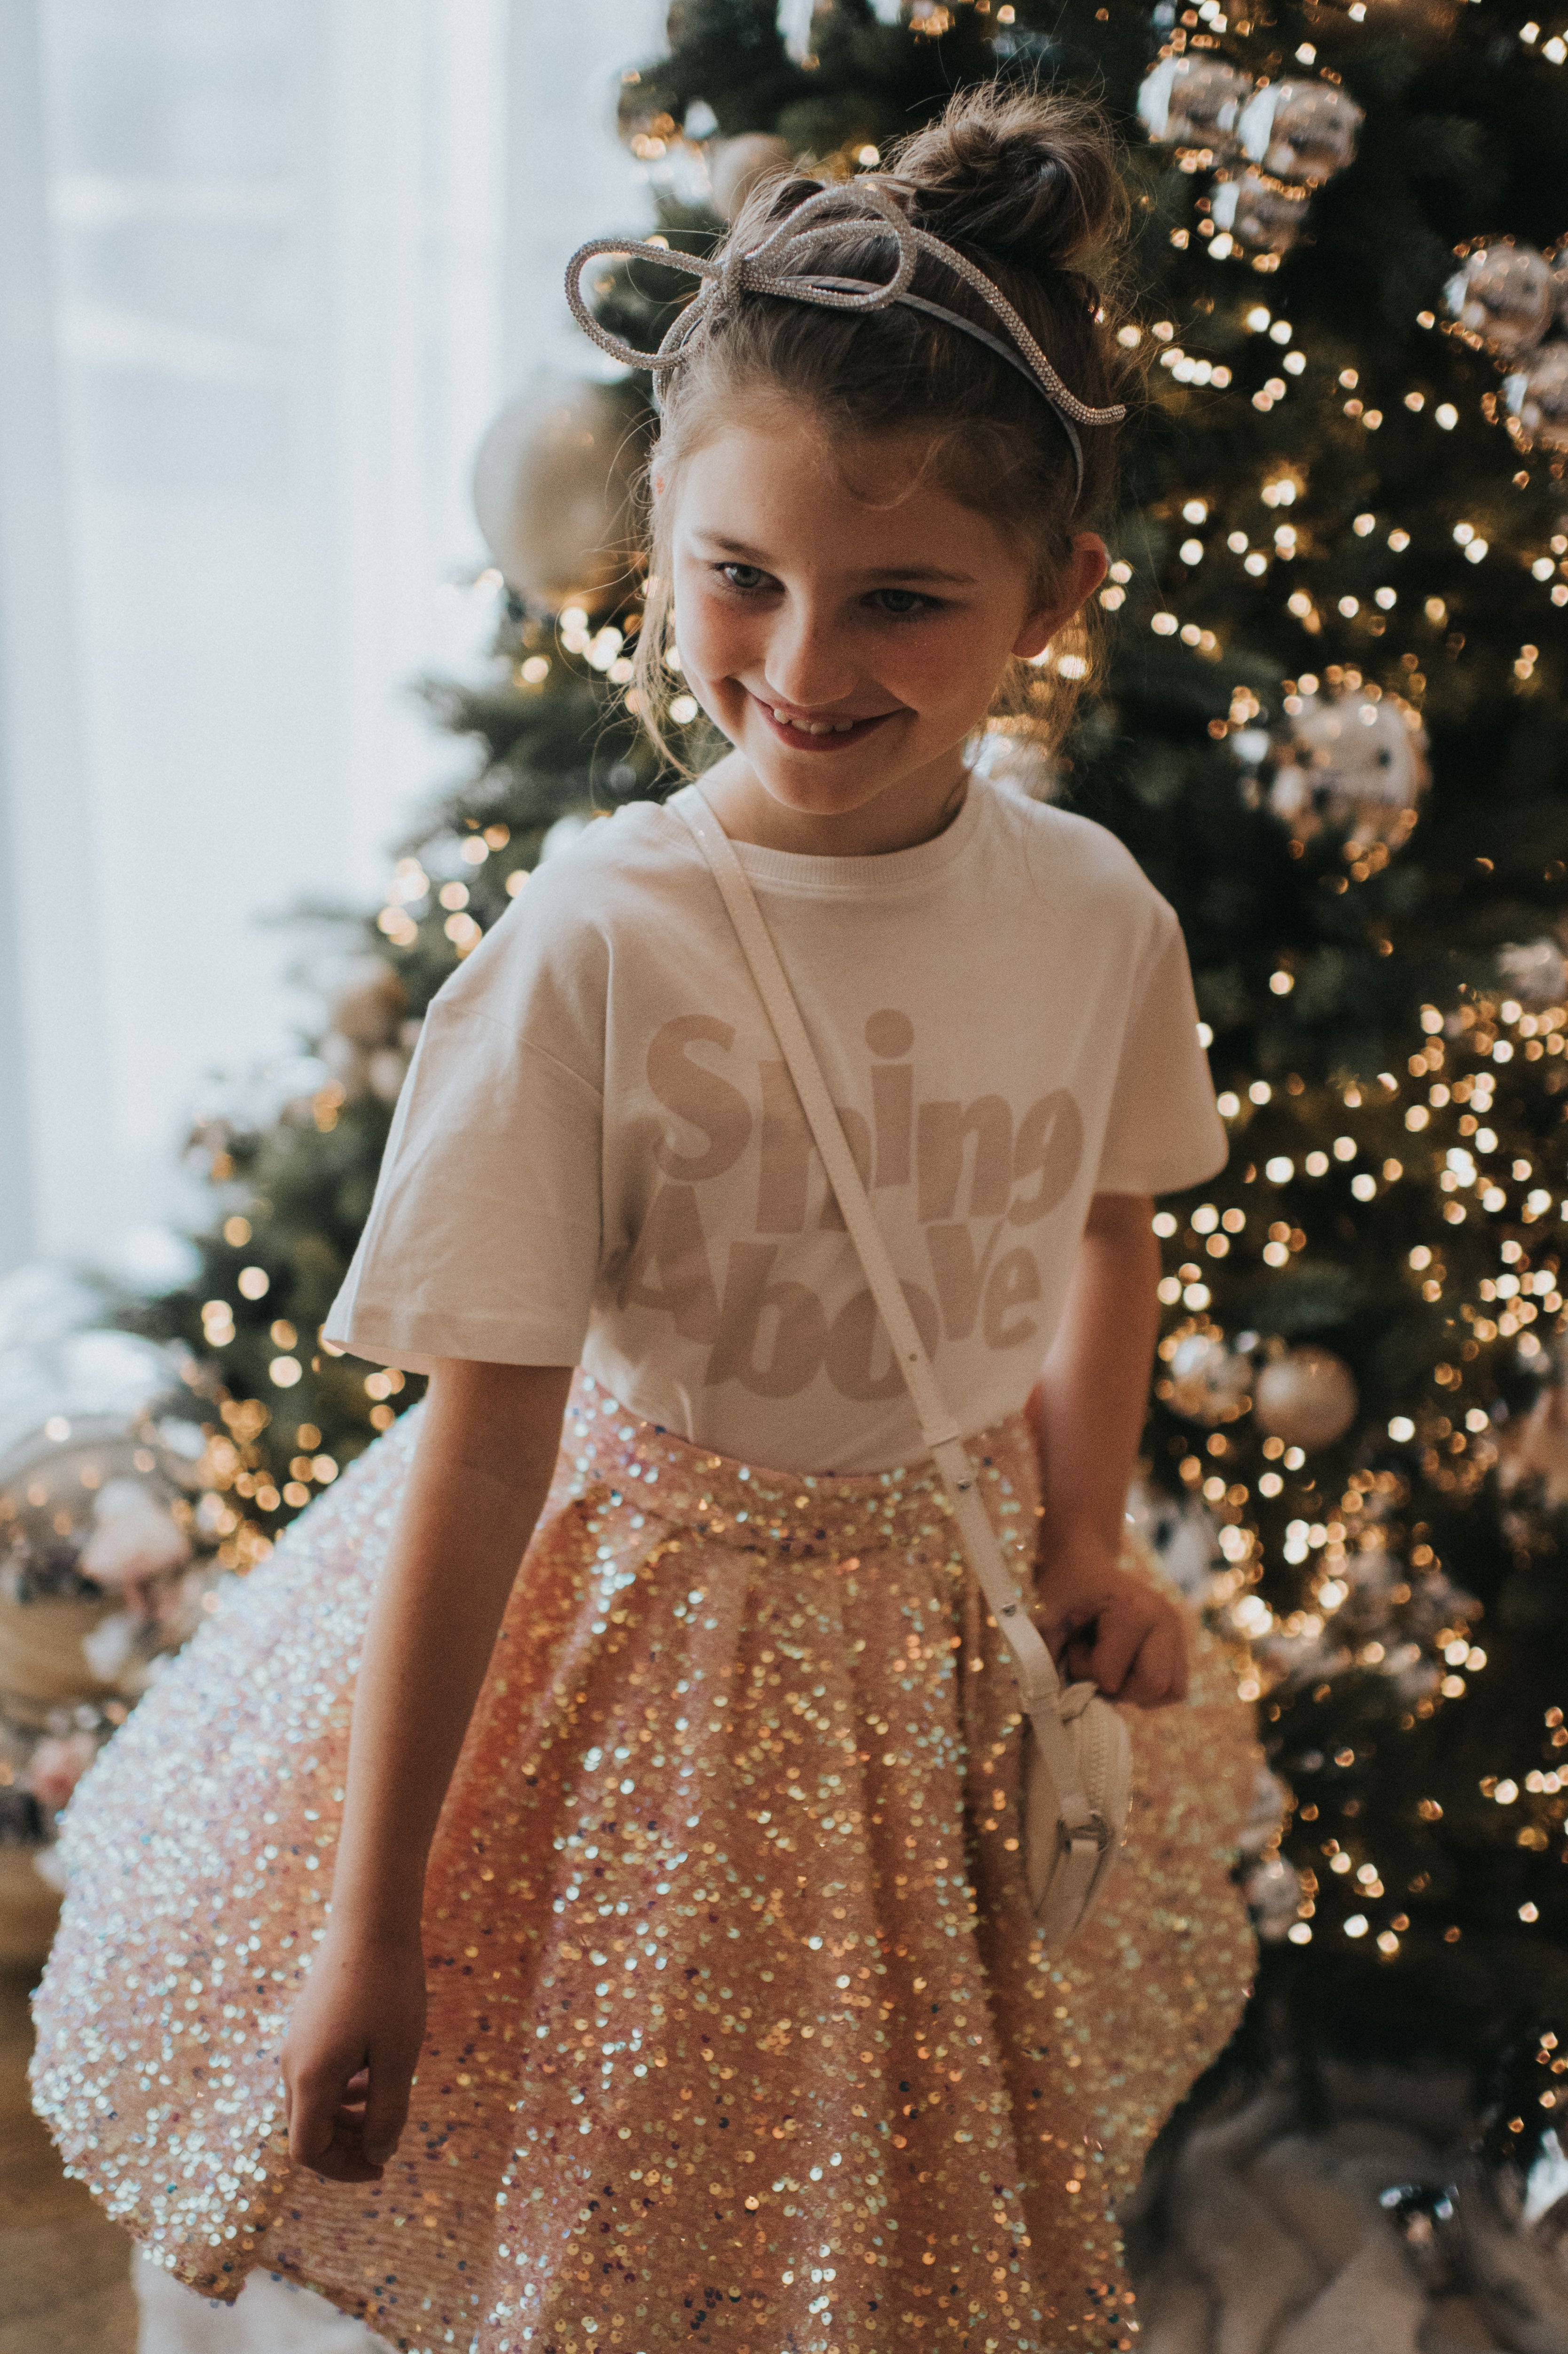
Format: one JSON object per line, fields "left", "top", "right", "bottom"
{"left": 472, "top": 378, "right": 644, "bottom": 612}
{"left": 1253, "top": 1345, "right": 1359, "bottom": 1449}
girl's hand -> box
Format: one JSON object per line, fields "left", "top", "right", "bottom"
{"left": 282, "top": 1926, "right": 427, "bottom": 2182}
{"left": 1035, "top": 1538, "right": 1189, "bottom": 1710}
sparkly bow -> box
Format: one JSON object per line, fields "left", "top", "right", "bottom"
{"left": 565, "top": 178, "right": 1125, "bottom": 501}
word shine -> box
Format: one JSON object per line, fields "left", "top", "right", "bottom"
{"left": 617, "top": 1010, "right": 1083, "bottom": 1401}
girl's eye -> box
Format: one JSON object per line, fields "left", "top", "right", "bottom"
{"left": 868, "top": 588, "right": 937, "bottom": 617}
{"left": 717, "top": 563, "right": 770, "bottom": 592}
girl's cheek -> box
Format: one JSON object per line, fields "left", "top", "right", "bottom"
{"left": 674, "top": 589, "right": 750, "bottom": 689}
{"left": 886, "top": 620, "right": 995, "bottom": 714}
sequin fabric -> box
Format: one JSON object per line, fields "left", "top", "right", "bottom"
{"left": 31, "top": 1371, "right": 1257, "bottom": 2353}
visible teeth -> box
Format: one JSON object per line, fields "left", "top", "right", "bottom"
{"left": 771, "top": 706, "right": 858, "bottom": 735}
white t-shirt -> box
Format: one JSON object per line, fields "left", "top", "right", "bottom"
{"left": 323, "top": 779, "right": 1226, "bottom": 1473}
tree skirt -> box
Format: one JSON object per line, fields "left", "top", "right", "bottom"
{"left": 1125, "top": 2063, "right": 1568, "bottom": 2353}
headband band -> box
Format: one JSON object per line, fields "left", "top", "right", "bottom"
{"left": 564, "top": 177, "right": 1124, "bottom": 509}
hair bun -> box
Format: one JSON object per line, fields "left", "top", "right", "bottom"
{"left": 886, "top": 87, "right": 1126, "bottom": 279}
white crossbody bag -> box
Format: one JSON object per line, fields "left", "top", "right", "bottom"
{"left": 674, "top": 786, "right": 1132, "bottom": 1953}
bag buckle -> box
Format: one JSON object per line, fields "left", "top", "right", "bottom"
{"left": 1059, "top": 1812, "right": 1113, "bottom": 1856}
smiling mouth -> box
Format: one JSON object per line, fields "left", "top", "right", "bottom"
{"left": 750, "top": 692, "right": 898, "bottom": 750}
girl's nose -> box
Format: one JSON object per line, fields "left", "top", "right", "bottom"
{"left": 762, "top": 603, "right": 858, "bottom": 711}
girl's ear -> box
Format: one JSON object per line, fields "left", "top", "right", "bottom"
{"left": 1012, "top": 533, "right": 1109, "bottom": 661}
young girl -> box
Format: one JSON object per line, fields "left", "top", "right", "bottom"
{"left": 33, "top": 87, "right": 1259, "bottom": 2354}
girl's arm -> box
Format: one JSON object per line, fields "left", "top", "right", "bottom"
{"left": 282, "top": 1358, "right": 573, "bottom": 2183}
{"left": 1024, "top": 1189, "right": 1188, "bottom": 1710}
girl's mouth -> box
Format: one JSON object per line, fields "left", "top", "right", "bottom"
{"left": 750, "top": 692, "right": 897, "bottom": 751}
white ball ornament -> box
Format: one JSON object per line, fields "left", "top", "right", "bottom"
{"left": 1499, "top": 1377, "right": 1568, "bottom": 1509}
{"left": 1254, "top": 1346, "right": 1359, "bottom": 1450}
{"left": 1444, "top": 242, "right": 1554, "bottom": 358}
{"left": 472, "top": 377, "right": 643, "bottom": 611}
{"left": 1267, "top": 687, "right": 1430, "bottom": 850}
{"left": 1498, "top": 936, "right": 1568, "bottom": 1006}
{"left": 1165, "top": 1334, "right": 1253, "bottom": 1425}
{"left": 707, "top": 132, "right": 795, "bottom": 222}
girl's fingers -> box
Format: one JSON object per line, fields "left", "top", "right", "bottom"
{"left": 288, "top": 2055, "right": 364, "bottom": 2168}
{"left": 1061, "top": 1596, "right": 1190, "bottom": 1708}
{"left": 1120, "top": 1616, "right": 1188, "bottom": 1709}
{"left": 361, "top": 2028, "right": 424, "bottom": 2168}
{"left": 288, "top": 2092, "right": 338, "bottom": 2167}
{"left": 1083, "top": 1596, "right": 1157, "bottom": 1698}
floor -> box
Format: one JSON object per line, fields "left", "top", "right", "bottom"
{"left": 0, "top": 1962, "right": 138, "bottom": 2354}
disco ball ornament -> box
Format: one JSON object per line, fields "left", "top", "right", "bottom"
{"left": 1209, "top": 169, "right": 1311, "bottom": 257}
{"left": 0, "top": 1327, "right": 232, "bottom": 1963}
{"left": 1445, "top": 243, "right": 1554, "bottom": 359}
{"left": 1267, "top": 687, "right": 1430, "bottom": 849}
{"left": 1253, "top": 1345, "right": 1359, "bottom": 1450}
{"left": 1163, "top": 1334, "right": 1253, "bottom": 1425}
{"left": 0, "top": 1329, "right": 224, "bottom": 1642}
{"left": 708, "top": 133, "right": 794, "bottom": 223}
{"left": 1503, "top": 340, "right": 1568, "bottom": 455}
{"left": 1238, "top": 78, "right": 1364, "bottom": 185}
{"left": 1137, "top": 56, "right": 1254, "bottom": 156}
{"left": 472, "top": 377, "right": 645, "bottom": 612}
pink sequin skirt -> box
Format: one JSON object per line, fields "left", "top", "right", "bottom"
{"left": 31, "top": 1371, "right": 1258, "bottom": 2354}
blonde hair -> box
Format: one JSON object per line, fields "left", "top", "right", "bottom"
{"left": 628, "top": 82, "right": 1141, "bottom": 772}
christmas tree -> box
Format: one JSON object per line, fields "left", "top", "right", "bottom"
{"left": 123, "top": 0, "right": 1568, "bottom": 2174}
{"left": 619, "top": 0, "right": 1568, "bottom": 2160}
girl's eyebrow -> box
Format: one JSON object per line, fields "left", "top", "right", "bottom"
{"left": 695, "top": 532, "right": 977, "bottom": 587}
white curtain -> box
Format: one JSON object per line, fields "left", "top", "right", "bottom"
{"left": 0, "top": 0, "right": 666, "bottom": 1274}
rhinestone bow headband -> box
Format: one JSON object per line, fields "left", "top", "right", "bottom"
{"left": 565, "top": 177, "right": 1125, "bottom": 506}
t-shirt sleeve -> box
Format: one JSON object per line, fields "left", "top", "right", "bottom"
{"left": 1094, "top": 902, "right": 1228, "bottom": 1196}
{"left": 321, "top": 894, "right": 606, "bottom": 1376}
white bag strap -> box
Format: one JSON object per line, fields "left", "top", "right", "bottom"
{"left": 672, "top": 784, "right": 1107, "bottom": 1854}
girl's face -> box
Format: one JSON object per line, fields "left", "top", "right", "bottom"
{"left": 659, "top": 396, "right": 1105, "bottom": 853}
